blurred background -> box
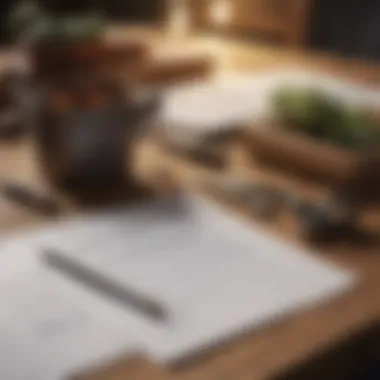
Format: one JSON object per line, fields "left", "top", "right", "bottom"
{"left": 2, "top": 0, "right": 380, "bottom": 60}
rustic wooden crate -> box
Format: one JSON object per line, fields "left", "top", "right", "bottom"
{"left": 243, "top": 123, "right": 359, "bottom": 185}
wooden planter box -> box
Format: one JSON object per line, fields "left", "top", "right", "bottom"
{"left": 244, "top": 123, "right": 360, "bottom": 185}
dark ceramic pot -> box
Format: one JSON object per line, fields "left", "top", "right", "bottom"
{"left": 35, "top": 78, "right": 160, "bottom": 190}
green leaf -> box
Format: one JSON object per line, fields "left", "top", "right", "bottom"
{"left": 8, "top": 0, "right": 44, "bottom": 37}
{"left": 61, "top": 13, "right": 104, "bottom": 43}
{"left": 18, "top": 17, "right": 61, "bottom": 45}
{"left": 272, "top": 86, "right": 380, "bottom": 149}
{"left": 8, "top": 1, "right": 105, "bottom": 44}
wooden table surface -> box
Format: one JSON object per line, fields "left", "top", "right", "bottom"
{"left": 2, "top": 26, "right": 380, "bottom": 380}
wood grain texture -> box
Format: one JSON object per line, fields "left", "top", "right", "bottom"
{"left": 286, "top": 0, "right": 314, "bottom": 47}
{"left": 72, "top": 357, "right": 176, "bottom": 380}
{"left": 244, "top": 123, "right": 358, "bottom": 185}
{"left": 190, "top": 0, "right": 313, "bottom": 46}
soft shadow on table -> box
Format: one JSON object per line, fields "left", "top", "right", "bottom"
{"left": 63, "top": 182, "right": 156, "bottom": 210}
{"left": 275, "top": 321, "right": 380, "bottom": 380}
{"left": 349, "top": 228, "right": 380, "bottom": 249}
{"left": 310, "top": 226, "right": 380, "bottom": 250}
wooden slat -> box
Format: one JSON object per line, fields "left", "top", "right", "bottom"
{"left": 71, "top": 357, "right": 176, "bottom": 380}
{"left": 140, "top": 56, "right": 213, "bottom": 86}
{"left": 189, "top": 0, "right": 313, "bottom": 46}
{"left": 286, "top": 0, "right": 314, "bottom": 47}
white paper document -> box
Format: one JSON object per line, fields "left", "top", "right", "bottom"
{"left": 0, "top": 242, "right": 160, "bottom": 380}
{"left": 0, "top": 194, "right": 357, "bottom": 377}
{"left": 26, "top": 194, "right": 356, "bottom": 363}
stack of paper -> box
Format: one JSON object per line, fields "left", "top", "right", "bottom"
{"left": 0, "top": 194, "right": 357, "bottom": 379}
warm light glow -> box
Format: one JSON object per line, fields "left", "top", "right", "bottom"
{"left": 167, "top": 0, "right": 191, "bottom": 37}
{"left": 210, "top": 0, "right": 233, "bottom": 26}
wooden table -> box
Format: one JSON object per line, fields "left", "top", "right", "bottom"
{"left": 3, "top": 27, "right": 380, "bottom": 380}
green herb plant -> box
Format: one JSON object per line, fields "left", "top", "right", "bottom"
{"left": 272, "top": 87, "right": 380, "bottom": 149}
{"left": 8, "top": 0, "right": 105, "bottom": 46}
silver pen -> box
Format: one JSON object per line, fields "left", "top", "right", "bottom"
{"left": 42, "top": 249, "right": 169, "bottom": 324}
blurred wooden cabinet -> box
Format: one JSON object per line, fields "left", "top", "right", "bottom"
{"left": 191, "top": 0, "right": 313, "bottom": 47}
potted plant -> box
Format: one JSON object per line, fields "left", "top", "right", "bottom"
{"left": 8, "top": 0, "right": 147, "bottom": 81}
{"left": 245, "top": 86, "right": 380, "bottom": 185}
